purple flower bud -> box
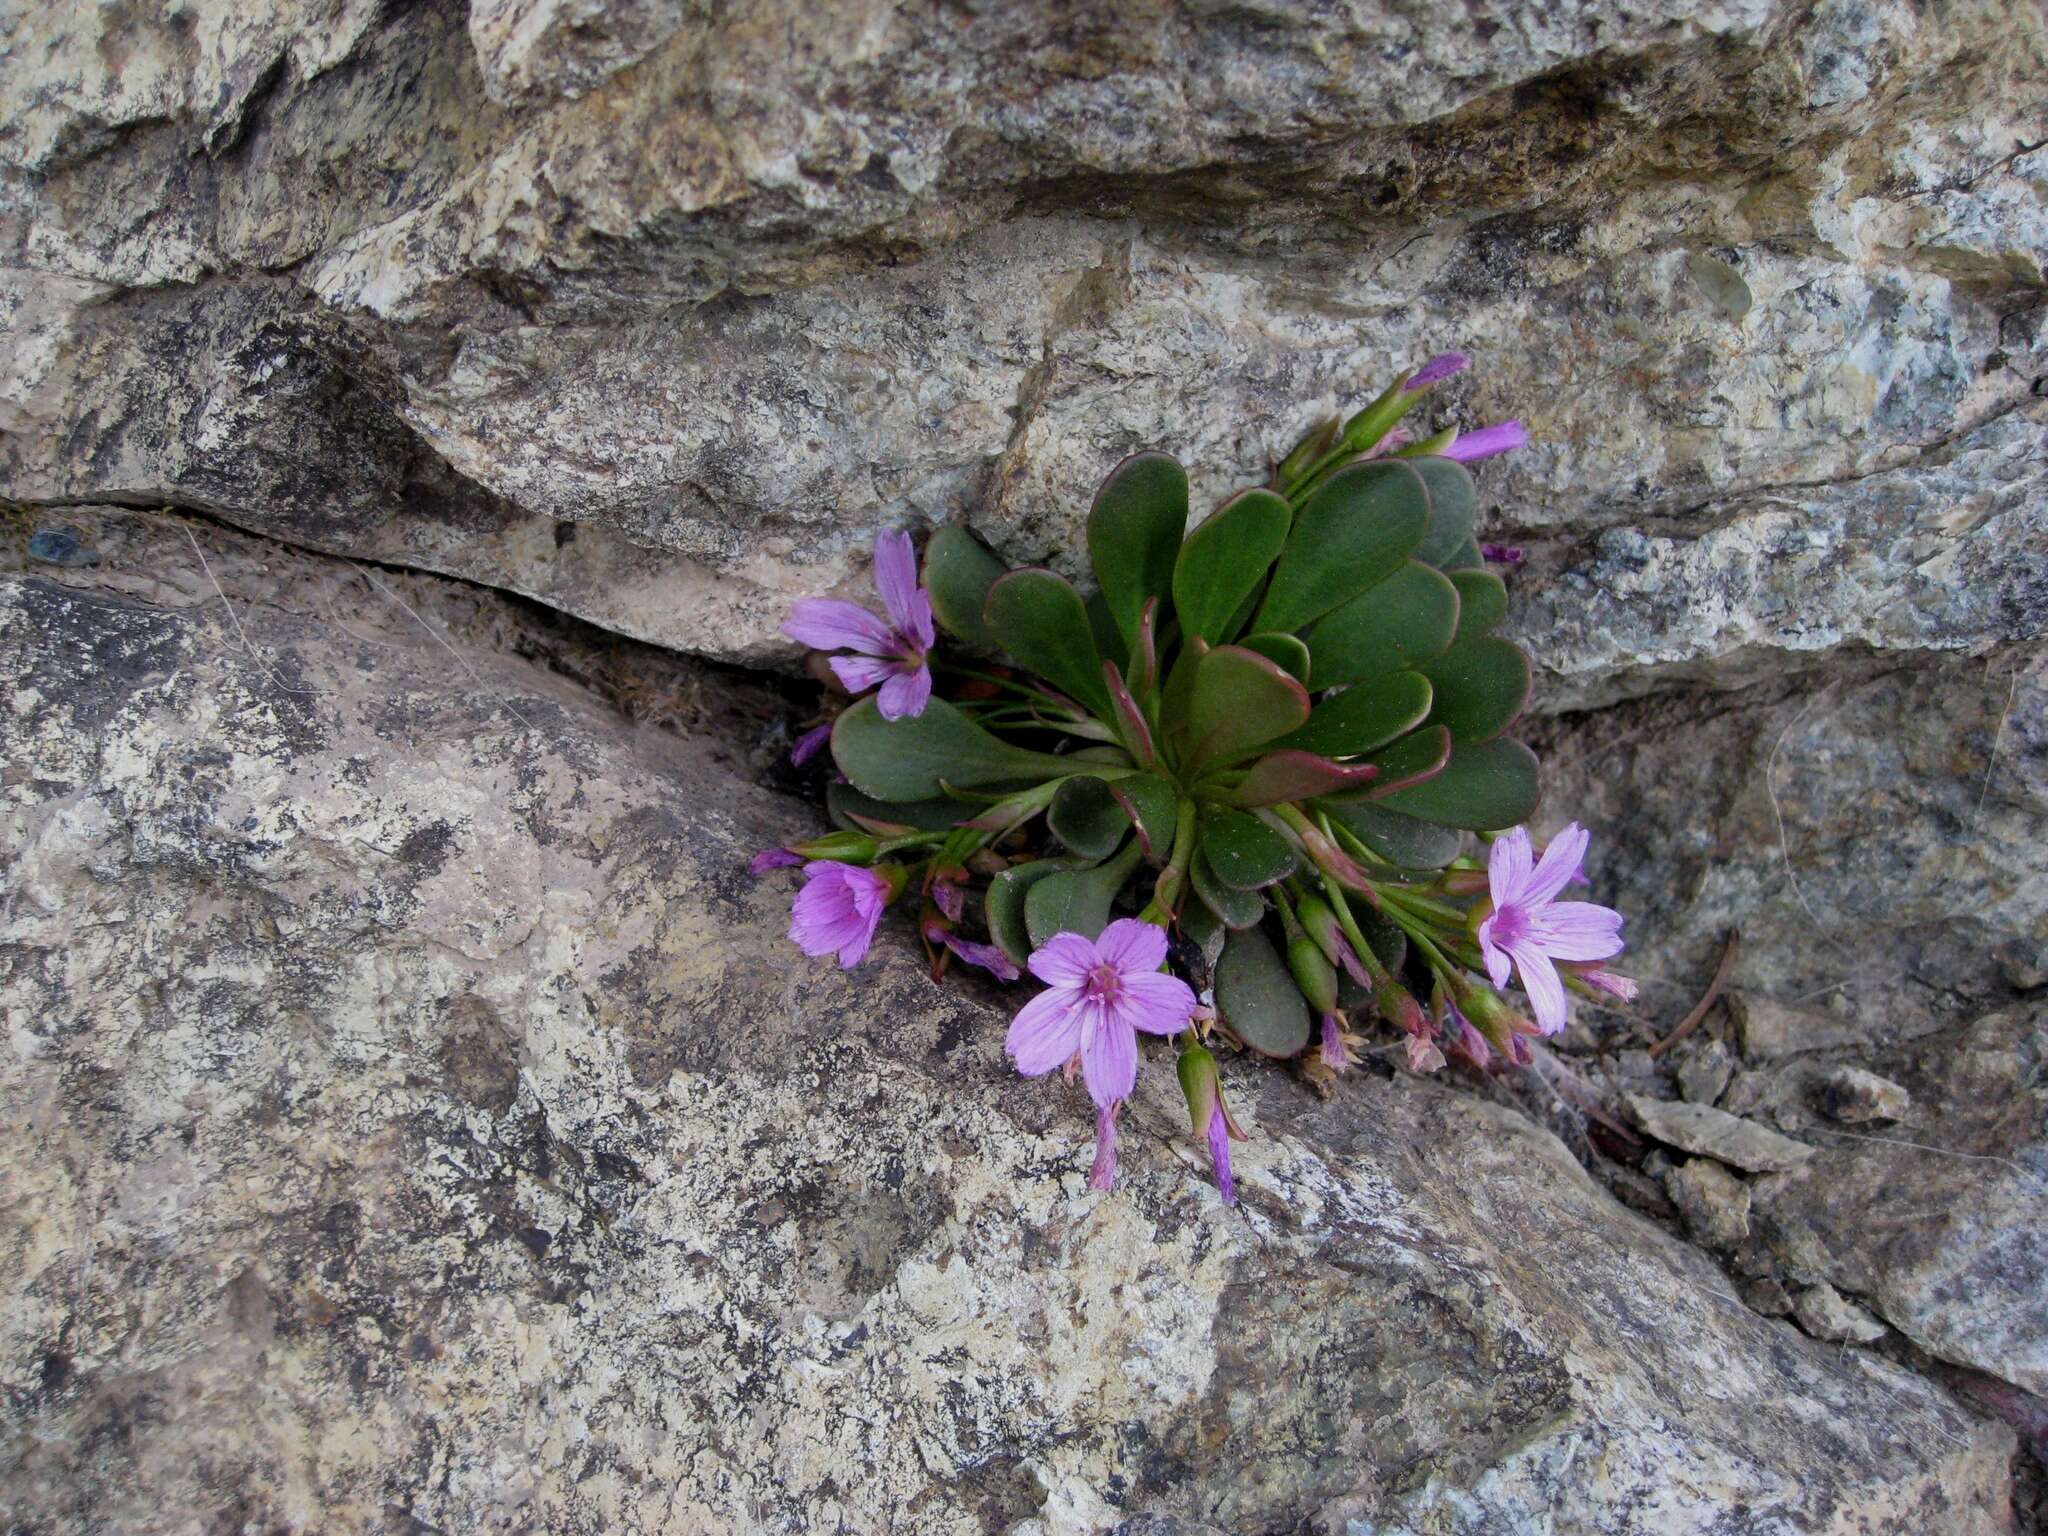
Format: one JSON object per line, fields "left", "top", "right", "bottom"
{"left": 789, "top": 722, "right": 833, "bottom": 766}
{"left": 923, "top": 918, "right": 1022, "bottom": 982}
{"left": 1403, "top": 351, "right": 1469, "bottom": 391}
{"left": 1089, "top": 1101, "right": 1120, "bottom": 1191}
{"left": 1480, "top": 543, "right": 1525, "bottom": 566}
{"left": 1320, "top": 1012, "right": 1353, "bottom": 1073}
{"left": 1442, "top": 421, "right": 1529, "bottom": 463}
{"left": 1450, "top": 1019, "right": 1493, "bottom": 1070}
{"left": 930, "top": 880, "right": 965, "bottom": 922}
{"left": 749, "top": 847, "right": 804, "bottom": 875}
{"left": 1207, "top": 1108, "right": 1237, "bottom": 1206}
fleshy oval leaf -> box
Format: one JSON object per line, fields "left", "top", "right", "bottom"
{"left": 1252, "top": 461, "right": 1429, "bottom": 635}
{"left": 1197, "top": 805, "right": 1300, "bottom": 890}
{"left": 1024, "top": 841, "right": 1144, "bottom": 947}
{"left": 833, "top": 697, "right": 1070, "bottom": 801}
{"left": 1048, "top": 776, "right": 1129, "bottom": 860}
{"left": 1237, "top": 631, "right": 1311, "bottom": 684}
{"left": 923, "top": 526, "right": 1008, "bottom": 649}
{"left": 1448, "top": 569, "right": 1508, "bottom": 638}
{"left": 988, "top": 859, "right": 1066, "bottom": 965}
{"left": 1317, "top": 799, "right": 1463, "bottom": 870}
{"left": 1272, "top": 671, "right": 1433, "bottom": 759}
{"left": 1186, "top": 645, "right": 1312, "bottom": 771}
{"left": 1192, "top": 848, "right": 1267, "bottom": 930}
{"left": 1304, "top": 561, "right": 1461, "bottom": 691}
{"left": 1419, "top": 635, "right": 1531, "bottom": 746}
{"left": 1408, "top": 456, "right": 1477, "bottom": 569}
{"left": 984, "top": 568, "right": 1114, "bottom": 721}
{"left": 1214, "top": 923, "right": 1311, "bottom": 1057}
{"left": 1371, "top": 737, "right": 1539, "bottom": 829}
{"left": 1087, "top": 452, "right": 1188, "bottom": 651}
{"left": 1172, "top": 488, "right": 1291, "bottom": 646}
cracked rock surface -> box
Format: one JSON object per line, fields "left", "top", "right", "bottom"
{"left": 2, "top": 0, "right": 2043, "bottom": 687}
{"left": 0, "top": 511, "right": 2024, "bottom": 1533}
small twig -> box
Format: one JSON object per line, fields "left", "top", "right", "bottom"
{"left": 1809, "top": 1127, "right": 2040, "bottom": 1182}
{"left": 346, "top": 561, "right": 537, "bottom": 732}
{"left": 1648, "top": 928, "right": 1740, "bottom": 1059}
{"left": 1971, "top": 663, "right": 2019, "bottom": 835}
{"left": 181, "top": 524, "right": 317, "bottom": 694}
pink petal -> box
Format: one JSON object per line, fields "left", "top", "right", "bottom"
{"left": 1443, "top": 421, "right": 1528, "bottom": 463}
{"left": 1488, "top": 826, "right": 1533, "bottom": 906}
{"left": 830, "top": 653, "right": 897, "bottom": 695}
{"left": 1526, "top": 902, "right": 1625, "bottom": 961}
{"left": 936, "top": 928, "right": 1021, "bottom": 982}
{"left": 1579, "top": 969, "right": 1639, "bottom": 1002}
{"left": 872, "top": 530, "right": 922, "bottom": 636}
{"left": 1006, "top": 987, "right": 1084, "bottom": 1076}
{"left": 1028, "top": 932, "right": 1100, "bottom": 987}
{"left": 1475, "top": 915, "right": 1515, "bottom": 990}
{"left": 789, "top": 723, "right": 832, "bottom": 766}
{"left": 1116, "top": 970, "right": 1197, "bottom": 1036}
{"left": 750, "top": 847, "right": 803, "bottom": 875}
{"left": 789, "top": 865, "right": 880, "bottom": 967}
{"left": 1523, "top": 823, "right": 1589, "bottom": 907}
{"left": 876, "top": 663, "right": 932, "bottom": 721}
{"left": 1097, "top": 918, "right": 1168, "bottom": 977}
{"left": 1206, "top": 1110, "right": 1236, "bottom": 1205}
{"left": 1080, "top": 1011, "right": 1137, "bottom": 1109}
{"left": 1507, "top": 943, "right": 1568, "bottom": 1035}
{"left": 899, "top": 585, "right": 935, "bottom": 653}
{"left": 783, "top": 598, "right": 893, "bottom": 655}
{"left": 1403, "top": 351, "right": 1469, "bottom": 390}
{"left": 931, "top": 881, "right": 964, "bottom": 921}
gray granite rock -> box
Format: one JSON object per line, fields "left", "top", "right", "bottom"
{"left": 1665, "top": 1158, "right": 1754, "bottom": 1249}
{"left": 3, "top": 0, "right": 2044, "bottom": 677}
{"left": 0, "top": 513, "right": 2015, "bottom": 1534}
{"left": 1677, "top": 1037, "right": 1736, "bottom": 1105}
{"left": 1628, "top": 1096, "right": 1817, "bottom": 1173}
{"left": 1796, "top": 1284, "right": 1891, "bottom": 1346}
{"left": 1753, "top": 1004, "right": 2048, "bottom": 1397}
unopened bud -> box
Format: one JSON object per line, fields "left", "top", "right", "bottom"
{"left": 1374, "top": 979, "right": 1427, "bottom": 1037}
{"left": 791, "top": 830, "right": 879, "bottom": 864}
{"left": 1288, "top": 934, "right": 1340, "bottom": 1015}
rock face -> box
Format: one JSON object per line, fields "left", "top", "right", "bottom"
{"left": 3, "top": 0, "right": 2044, "bottom": 682}
{"left": 4, "top": 1, "right": 2046, "bottom": 1528}
{"left": 0, "top": 516, "right": 2019, "bottom": 1532}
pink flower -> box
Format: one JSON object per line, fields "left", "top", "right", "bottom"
{"left": 1403, "top": 351, "right": 1469, "bottom": 390}
{"left": 789, "top": 860, "right": 893, "bottom": 968}
{"left": 1476, "top": 824, "right": 1625, "bottom": 1036}
{"left": 922, "top": 917, "right": 1022, "bottom": 982}
{"left": 789, "top": 722, "right": 833, "bottom": 766}
{"left": 1443, "top": 421, "right": 1528, "bottom": 463}
{"left": 1573, "top": 967, "right": 1639, "bottom": 1002}
{"left": 1319, "top": 1013, "right": 1353, "bottom": 1073}
{"left": 781, "top": 529, "right": 935, "bottom": 720}
{"left": 1006, "top": 920, "right": 1197, "bottom": 1108}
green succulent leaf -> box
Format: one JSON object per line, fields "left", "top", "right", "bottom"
{"left": 1172, "top": 488, "right": 1291, "bottom": 646}
{"left": 1214, "top": 923, "right": 1311, "bottom": 1057}
{"left": 833, "top": 697, "right": 1072, "bottom": 801}
{"left": 1303, "top": 561, "right": 1461, "bottom": 691}
{"left": 1358, "top": 724, "right": 1453, "bottom": 797}
{"left": 1272, "top": 670, "right": 1433, "bottom": 758}
{"left": 1252, "top": 461, "right": 1429, "bottom": 634}
{"left": 984, "top": 569, "right": 1114, "bottom": 721}
{"left": 1317, "top": 798, "right": 1463, "bottom": 870}
{"left": 1088, "top": 452, "right": 1188, "bottom": 651}
{"left": 1372, "top": 736, "right": 1539, "bottom": 829}
{"left": 1236, "top": 631, "right": 1311, "bottom": 684}
{"left": 1418, "top": 635, "right": 1531, "bottom": 745}
{"left": 1197, "top": 805, "right": 1299, "bottom": 890}
{"left": 1225, "top": 750, "right": 1379, "bottom": 808}
{"left": 1178, "top": 896, "right": 1226, "bottom": 969}
{"left": 923, "top": 526, "right": 1008, "bottom": 649}
{"left": 1108, "top": 773, "right": 1180, "bottom": 859}
{"left": 826, "top": 781, "right": 975, "bottom": 834}
{"left": 1084, "top": 589, "right": 1128, "bottom": 672}
{"left": 1187, "top": 645, "right": 1312, "bottom": 771}
{"left": 1408, "top": 456, "right": 1477, "bottom": 568}
{"left": 1447, "top": 569, "right": 1508, "bottom": 637}
{"left": 1192, "top": 848, "right": 1267, "bottom": 930}
{"left": 1025, "top": 840, "right": 1144, "bottom": 947}
{"left": 988, "top": 859, "right": 1066, "bottom": 965}
{"left": 1349, "top": 895, "right": 1411, "bottom": 971}
{"left": 1440, "top": 537, "right": 1486, "bottom": 572}
{"left": 1048, "top": 776, "right": 1130, "bottom": 860}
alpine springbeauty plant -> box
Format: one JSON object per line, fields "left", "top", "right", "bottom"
{"left": 758, "top": 357, "right": 1630, "bottom": 1201}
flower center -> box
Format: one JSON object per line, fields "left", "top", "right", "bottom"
{"left": 1082, "top": 962, "right": 1124, "bottom": 1007}
{"left": 1487, "top": 902, "right": 1529, "bottom": 946}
